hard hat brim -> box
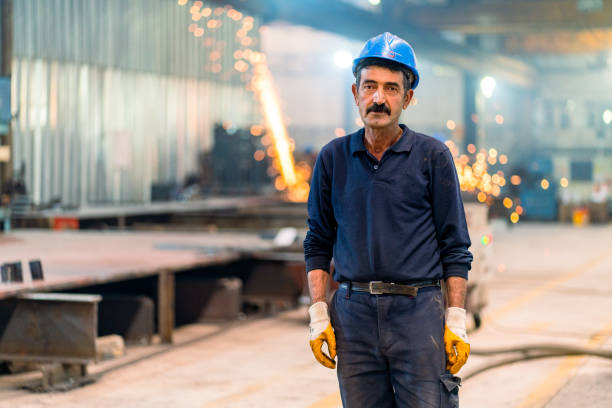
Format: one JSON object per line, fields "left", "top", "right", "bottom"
{"left": 352, "top": 56, "right": 420, "bottom": 90}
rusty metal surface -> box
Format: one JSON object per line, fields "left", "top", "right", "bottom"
{"left": 175, "top": 278, "right": 242, "bottom": 324}
{"left": 0, "top": 293, "right": 101, "bottom": 363}
{"left": 242, "top": 261, "right": 303, "bottom": 300}
{"left": 0, "top": 230, "right": 278, "bottom": 299}
{"left": 98, "top": 295, "right": 154, "bottom": 345}
{"left": 158, "top": 271, "right": 175, "bottom": 344}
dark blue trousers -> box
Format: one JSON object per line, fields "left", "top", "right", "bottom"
{"left": 330, "top": 286, "right": 460, "bottom": 408}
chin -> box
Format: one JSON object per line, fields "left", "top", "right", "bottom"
{"left": 365, "top": 119, "right": 392, "bottom": 129}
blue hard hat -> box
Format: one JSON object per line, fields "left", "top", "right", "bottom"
{"left": 352, "top": 32, "right": 420, "bottom": 90}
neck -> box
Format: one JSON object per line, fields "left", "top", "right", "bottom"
{"left": 364, "top": 125, "right": 403, "bottom": 155}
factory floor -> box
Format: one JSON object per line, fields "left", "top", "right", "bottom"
{"left": 1, "top": 223, "right": 611, "bottom": 408}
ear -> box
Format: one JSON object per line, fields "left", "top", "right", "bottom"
{"left": 403, "top": 89, "right": 414, "bottom": 110}
{"left": 352, "top": 83, "right": 359, "bottom": 105}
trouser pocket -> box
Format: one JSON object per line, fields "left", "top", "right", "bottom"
{"left": 440, "top": 373, "right": 461, "bottom": 408}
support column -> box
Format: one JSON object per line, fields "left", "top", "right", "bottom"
{"left": 463, "top": 71, "right": 477, "bottom": 150}
{"left": 0, "top": 0, "right": 12, "bottom": 189}
{"left": 158, "top": 269, "right": 175, "bottom": 344}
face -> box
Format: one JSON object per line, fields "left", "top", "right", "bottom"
{"left": 352, "top": 65, "right": 413, "bottom": 130}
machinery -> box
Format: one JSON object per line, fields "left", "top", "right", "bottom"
{"left": 462, "top": 202, "right": 493, "bottom": 329}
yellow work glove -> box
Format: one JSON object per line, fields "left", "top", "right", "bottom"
{"left": 444, "top": 307, "right": 470, "bottom": 374}
{"left": 308, "top": 302, "right": 337, "bottom": 369}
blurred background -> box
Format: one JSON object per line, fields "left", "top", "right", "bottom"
{"left": 0, "top": 1, "right": 611, "bottom": 407}
{"left": 0, "top": 0, "right": 610, "bottom": 222}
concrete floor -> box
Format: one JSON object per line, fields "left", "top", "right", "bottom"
{"left": 1, "top": 223, "right": 611, "bottom": 407}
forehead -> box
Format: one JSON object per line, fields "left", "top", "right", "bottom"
{"left": 358, "top": 65, "right": 404, "bottom": 84}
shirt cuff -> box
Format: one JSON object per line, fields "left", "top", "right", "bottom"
{"left": 443, "top": 264, "right": 469, "bottom": 280}
{"left": 305, "top": 256, "right": 331, "bottom": 274}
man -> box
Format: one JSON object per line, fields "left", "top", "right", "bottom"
{"left": 304, "top": 32, "right": 473, "bottom": 407}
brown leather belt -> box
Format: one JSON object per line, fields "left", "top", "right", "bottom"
{"left": 339, "top": 280, "right": 440, "bottom": 297}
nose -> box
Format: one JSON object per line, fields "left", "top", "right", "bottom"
{"left": 372, "top": 87, "right": 385, "bottom": 104}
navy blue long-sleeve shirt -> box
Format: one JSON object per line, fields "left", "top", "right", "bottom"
{"left": 304, "top": 125, "right": 472, "bottom": 283}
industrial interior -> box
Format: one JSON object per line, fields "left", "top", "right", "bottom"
{"left": 0, "top": 0, "right": 611, "bottom": 407}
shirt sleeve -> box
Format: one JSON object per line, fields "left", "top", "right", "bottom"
{"left": 430, "top": 147, "right": 473, "bottom": 279}
{"left": 303, "top": 150, "right": 337, "bottom": 273}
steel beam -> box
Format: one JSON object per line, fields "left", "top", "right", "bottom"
{"left": 0, "top": 293, "right": 101, "bottom": 363}
{"left": 214, "top": 0, "right": 535, "bottom": 87}
{"left": 399, "top": 0, "right": 612, "bottom": 34}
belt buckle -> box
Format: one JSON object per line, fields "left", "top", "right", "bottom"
{"left": 369, "top": 281, "right": 384, "bottom": 295}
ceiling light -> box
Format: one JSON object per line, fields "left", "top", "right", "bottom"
{"left": 334, "top": 50, "right": 353, "bottom": 68}
{"left": 480, "top": 76, "right": 496, "bottom": 98}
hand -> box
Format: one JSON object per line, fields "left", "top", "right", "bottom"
{"left": 444, "top": 307, "right": 470, "bottom": 374}
{"left": 308, "top": 302, "right": 337, "bottom": 369}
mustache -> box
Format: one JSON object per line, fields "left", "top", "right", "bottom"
{"left": 367, "top": 103, "right": 391, "bottom": 115}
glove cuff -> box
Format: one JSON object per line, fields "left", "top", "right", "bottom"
{"left": 445, "top": 307, "right": 466, "bottom": 326}
{"left": 445, "top": 307, "right": 468, "bottom": 341}
{"left": 309, "top": 301, "right": 329, "bottom": 323}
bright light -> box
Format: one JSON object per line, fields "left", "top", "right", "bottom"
{"left": 495, "top": 114, "right": 504, "bottom": 124}
{"left": 510, "top": 212, "right": 519, "bottom": 224}
{"left": 368, "top": 0, "right": 381, "bottom": 5}
{"left": 499, "top": 154, "right": 508, "bottom": 165}
{"left": 250, "top": 124, "right": 264, "bottom": 136}
{"left": 541, "top": 179, "right": 550, "bottom": 190}
{"left": 334, "top": 128, "right": 346, "bottom": 137}
{"left": 560, "top": 177, "right": 569, "bottom": 188}
{"left": 603, "top": 109, "right": 612, "bottom": 125}
{"left": 253, "top": 150, "right": 265, "bottom": 161}
{"left": 249, "top": 56, "right": 298, "bottom": 188}
{"left": 334, "top": 50, "right": 353, "bottom": 68}
{"left": 246, "top": 52, "right": 313, "bottom": 202}
{"left": 503, "top": 197, "right": 513, "bottom": 208}
{"left": 480, "top": 76, "right": 496, "bottom": 98}
{"left": 446, "top": 120, "right": 456, "bottom": 130}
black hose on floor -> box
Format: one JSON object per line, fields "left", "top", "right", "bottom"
{"left": 463, "top": 344, "right": 612, "bottom": 381}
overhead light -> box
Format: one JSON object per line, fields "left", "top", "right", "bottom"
{"left": 603, "top": 109, "right": 612, "bottom": 125}
{"left": 334, "top": 50, "right": 353, "bottom": 68}
{"left": 480, "top": 76, "right": 496, "bottom": 98}
{"left": 368, "top": 0, "right": 381, "bottom": 5}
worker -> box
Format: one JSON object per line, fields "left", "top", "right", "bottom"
{"left": 304, "top": 32, "right": 473, "bottom": 407}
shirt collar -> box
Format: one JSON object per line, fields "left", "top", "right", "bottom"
{"left": 349, "top": 124, "right": 414, "bottom": 155}
{"left": 389, "top": 124, "right": 414, "bottom": 153}
{"left": 349, "top": 128, "right": 367, "bottom": 155}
